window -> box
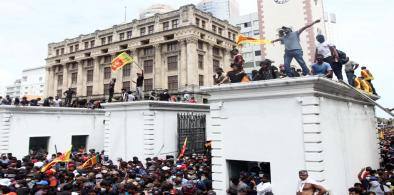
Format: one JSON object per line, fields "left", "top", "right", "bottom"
{"left": 218, "top": 28, "right": 222, "bottom": 35}
{"left": 90, "top": 40, "right": 95, "bottom": 47}
{"left": 103, "top": 56, "right": 111, "bottom": 63}
{"left": 163, "top": 22, "right": 169, "bottom": 31}
{"left": 213, "top": 47, "right": 220, "bottom": 56}
{"left": 199, "top": 75, "right": 204, "bottom": 86}
{"left": 148, "top": 25, "right": 154, "bottom": 34}
{"left": 57, "top": 75, "right": 63, "bottom": 86}
{"left": 107, "top": 36, "right": 112, "bottom": 44}
{"left": 87, "top": 59, "right": 94, "bottom": 66}
{"left": 57, "top": 90, "right": 62, "bottom": 97}
{"left": 39, "top": 77, "right": 43, "bottom": 82}
{"left": 103, "top": 84, "right": 109, "bottom": 95}
{"left": 167, "top": 56, "right": 178, "bottom": 71}
{"left": 122, "top": 64, "right": 131, "bottom": 77}
{"left": 104, "top": 67, "right": 111, "bottom": 79}
{"left": 61, "top": 48, "right": 64, "bottom": 54}
{"left": 71, "top": 63, "right": 77, "bottom": 69}
{"left": 119, "top": 33, "right": 125, "bottom": 41}
{"left": 232, "top": 34, "right": 236, "bottom": 41}
{"left": 143, "top": 60, "right": 153, "bottom": 73}
{"left": 86, "top": 86, "right": 93, "bottom": 96}
{"left": 56, "top": 49, "right": 59, "bottom": 56}
{"left": 122, "top": 81, "right": 130, "bottom": 92}
{"left": 127, "top": 31, "right": 132, "bottom": 39}
{"left": 69, "top": 45, "right": 74, "bottom": 53}
{"left": 144, "top": 79, "right": 153, "bottom": 91}
{"left": 198, "top": 41, "right": 204, "bottom": 50}
{"left": 75, "top": 44, "right": 79, "bottom": 51}
{"left": 167, "top": 42, "right": 178, "bottom": 52}
{"left": 254, "top": 30, "right": 260, "bottom": 35}
{"left": 84, "top": 42, "right": 89, "bottom": 49}
{"left": 255, "top": 50, "right": 262, "bottom": 56}
{"left": 172, "top": 19, "right": 179, "bottom": 28}
{"left": 213, "top": 59, "right": 220, "bottom": 72}
{"left": 101, "top": 37, "right": 106, "bottom": 45}
{"left": 202, "top": 20, "right": 206, "bottom": 29}
{"left": 212, "top": 25, "right": 217, "bottom": 33}
{"left": 71, "top": 72, "right": 77, "bottom": 84}
{"left": 86, "top": 69, "right": 93, "bottom": 82}
{"left": 228, "top": 32, "right": 232, "bottom": 39}
{"left": 168, "top": 76, "right": 178, "bottom": 91}
{"left": 196, "top": 18, "right": 200, "bottom": 26}
{"left": 198, "top": 54, "right": 204, "bottom": 69}
{"left": 244, "top": 22, "right": 252, "bottom": 28}
{"left": 140, "top": 27, "right": 146, "bottom": 36}
{"left": 143, "top": 47, "right": 154, "bottom": 56}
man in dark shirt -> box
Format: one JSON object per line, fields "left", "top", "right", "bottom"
{"left": 257, "top": 59, "right": 279, "bottom": 80}
{"left": 134, "top": 70, "right": 144, "bottom": 100}
{"left": 108, "top": 78, "right": 116, "bottom": 103}
{"left": 63, "top": 88, "right": 75, "bottom": 107}
{"left": 222, "top": 64, "right": 248, "bottom": 84}
{"left": 159, "top": 89, "right": 170, "bottom": 101}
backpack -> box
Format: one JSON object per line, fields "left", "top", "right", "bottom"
{"left": 336, "top": 49, "right": 347, "bottom": 65}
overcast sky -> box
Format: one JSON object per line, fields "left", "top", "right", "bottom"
{"left": 0, "top": 0, "right": 393, "bottom": 117}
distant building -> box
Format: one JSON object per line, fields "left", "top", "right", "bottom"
{"left": 5, "top": 79, "right": 21, "bottom": 98}
{"left": 197, "top": 0, "right": 240, "bottom": 20}
{"left": 45, "top": 5, "right": 238, "bottom": 99}
{"left": 20, "top": 66, "right": 46, "bottom": 99}
{"left": 139, "top": 4, "right": 174, "bottom": 19}
{"left": 257, "top": 0, "right": 328, "bottom": 66}
{"left": 230, "top": 12, "right": 262, "bottom": 73}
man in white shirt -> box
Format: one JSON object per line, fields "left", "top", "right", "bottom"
{"left": 297, "top": 170, "right": 327, "bottom": 195}
{"left": 315, "top": 34, "right": 341, "bottom": 80}
{"left": 256, "top": 175, "right": 273, "bottom": 195}
{"left": 53, "top": 96, "right": 62, "bottom": 107}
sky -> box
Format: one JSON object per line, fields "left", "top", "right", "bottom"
{"left": 0, "top": 0, "right": 393, "bottom": 117}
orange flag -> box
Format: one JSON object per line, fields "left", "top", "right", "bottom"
{"left": 41, "top": 146, "right": 72, "bottom": 172}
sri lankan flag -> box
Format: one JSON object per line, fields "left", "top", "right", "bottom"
{"left": 41, "top": 146, "right": 72, "bottom": 172}
{"left": 178, "top": 137, "right": 188, "bottom": 159}
{"left": 111, "top": 52, "right": 134, "bottom": 72}
{"left": 236, "top": 34, "right": 272, "bottom": 45}
{"left": 77, "top": 154, "right": 99, "bottom": 170}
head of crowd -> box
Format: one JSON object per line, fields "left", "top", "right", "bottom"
{"left": 0, "top": 149, "right": 217, "bottom": 194}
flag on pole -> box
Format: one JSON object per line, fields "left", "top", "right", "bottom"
{"left": 178, "top": 137, "right": 188, "bottom": 159}
{"left": 236, "top": 34, "right": 272, "bottom": 45}
{"left": 41, "top": 146, "right": 72, "bottom": 172}
{"left": 77, "top": 154, "right": 100, "bottom": 170}
{"left": 379, "top": 131, "right": 385, "bottom": 140}
{"left": 111, "top": 52, "right": 134, "bottom": 72}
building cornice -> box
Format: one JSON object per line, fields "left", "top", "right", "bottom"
{"left": 102, "top": 101, "right": 210, "bottom": 112}
{"left": 201, "top": 77, "right": 379, "bottom": 105}
{"left": 0, "top": 106, "right": 105, "bottom": 115}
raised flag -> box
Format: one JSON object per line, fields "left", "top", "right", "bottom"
{"left": 78, "top": 154, "right": 99, "bottom": 170}
{"left": 178, "top": 137, "right": 188, "bottom": 159}
{"left": 236, "top": 34, "right": 272, "bottom": 45}
{"left": 111, "top": 52, "right": 134, "bottom": 72}
{"left": 41, "top": 146, "right": 72, "bottom": 172}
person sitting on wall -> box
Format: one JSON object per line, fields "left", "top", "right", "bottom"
{"left": 213, "top": 67, "right": 227, "bottom": 85}
{"left": 256, "top": 59, "right": 280, "bottom": 81}
{"left": 231, "top": 48, "right": 245, "bottom": 67}
{"left": 311, "top": 54, "right": 333, "bottom": 79}
{"left": 159, "top": 89, "right": 171, "bottom": 101}
{"left": 220, "top": 63, "right": 250, "bottom": 84}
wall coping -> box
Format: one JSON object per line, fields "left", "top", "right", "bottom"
{"left": 102, "top": 101, "right": 210, "bottom": 112}
{"left": 0, "top": 105, "right": 105, "bottom": 115}
{"left": 201, "top": 77, "right": 379, "bottom": 105}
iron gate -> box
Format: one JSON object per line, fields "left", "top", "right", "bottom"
{"left": 177, "top": 113, "right": 206, "bottom": 155}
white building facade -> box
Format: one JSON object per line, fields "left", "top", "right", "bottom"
{"left": 196, "top": 0, "right": 240, "bottom": 21}
{"left": 230, "top": 12, "right": 262, "bottom": 73}
{"left": 20, "top": 66, "right": 46, "bottom": 99}
{"left": 5, "top": 80, "right": 21, "bottom": 98}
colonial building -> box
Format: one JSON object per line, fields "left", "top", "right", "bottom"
{"left": 45, "top": 4, "right": 238, "bottom": 99}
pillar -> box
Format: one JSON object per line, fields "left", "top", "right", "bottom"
{"left": 154, "top": 44, "right": 163, "bottom": 89}
{"left": 179, "top": 39, "right": 187, "bottom": 90}
{"left": 62, "top": 64, "right": 69, "bottom": 92}
{"left": 92, "top": 57, "right": 101, "bottom": 95}
{"left": 186, "top": 38, "right": 198, "bottom": 89}
{"left": 77, "top": 61, "right": 84, "bottom": 96}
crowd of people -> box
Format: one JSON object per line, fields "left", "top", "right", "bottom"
{"left": 214, "top": 19, "right": 378, "bottom": 96}
{"left": 347, "top": 128, "right": 394, "bottom": 194}
{"left": 0, "top": 149, "right": 216, "bottom": 195}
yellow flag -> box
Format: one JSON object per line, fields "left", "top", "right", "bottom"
{"left": 236, "top": 34, "right": 272, "bottom": 45}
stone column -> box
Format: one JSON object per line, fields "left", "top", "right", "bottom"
{"left": 179, "top": 39, "right": 187, "bottom": 90}
{"left": 153, "top": 44, "right": 162, "bottom": 89}
{"left": 77, "top": 61, "right": 84, "bottom": 96}
{"left": 92, "top": 57, "right": 101, "bottom": 96}
{"left": 52, "top": 67, "right": 59, "bottom": 97}
{"left": 62, "top": 64, "right": 69, "bottom": 92}
{"left": 206, "top": 45, "right": 214, "bottom": 86}
{"left": 186, "top": 38, "right": 198, "bottom": 90}
{"left": 45, "top": 67, "right": 54, "bottom": 97}
{"left": 130, "top": 50, "right": 139, "bottom": 91}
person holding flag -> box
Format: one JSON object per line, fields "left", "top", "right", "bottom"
{"left": 109, "top": 52, "right": 134, "bottom": 102}
{"left": 41, "top": 146, "right": 72, "bottom": 172}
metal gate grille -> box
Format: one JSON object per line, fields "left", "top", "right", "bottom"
{"left": 177, "top": 113, "right": 206, "bottom": 155}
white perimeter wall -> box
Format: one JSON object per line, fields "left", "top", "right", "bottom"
{"left": 0, "top": 106, "right": 105, "bottom": 159}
